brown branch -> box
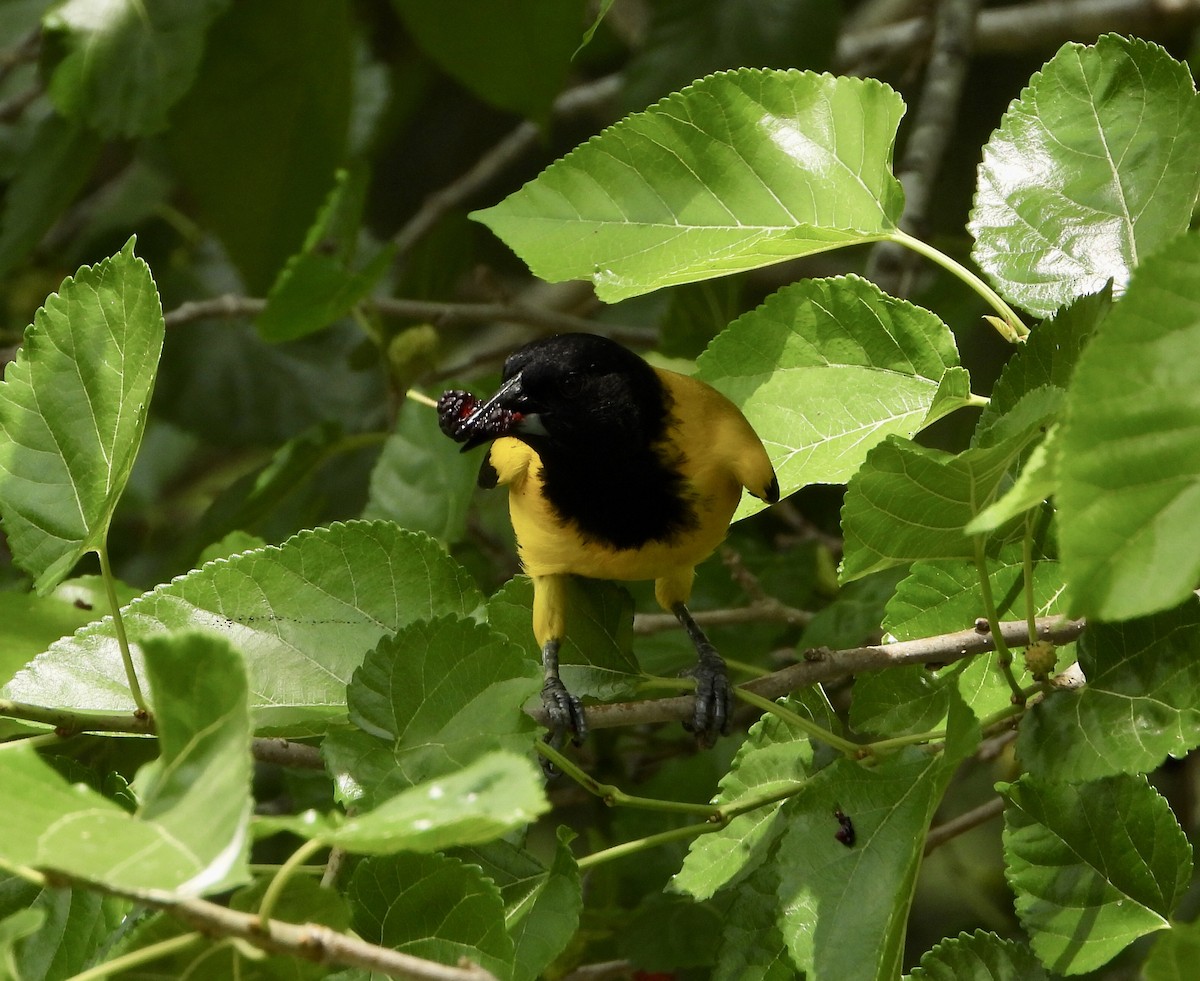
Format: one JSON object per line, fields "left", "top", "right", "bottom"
{"left": 540, "top": 615, "right": 1086, "bottom": 731}
{"left": 866, "top": 0, "right": 983, "bottom": 295}
{"left": 924, "top": 796, "right": 1005, "bottom": 854}
{"left": 633, "top": 599, "right": 811, "bottom": 635}
{"left": 110, "top": 889, "right": 498, "bottom": 981}
{"left": 394, "top": 73, "right": 622, "bottom": 257}
{"left": 838, "top": 0, "right": 1200, "bottom": 71}
{"left": 164, "top": 295, "right": 266, "bottom": 328}
{"left": 252, "top": 738, "right": 325, "bottom": 769}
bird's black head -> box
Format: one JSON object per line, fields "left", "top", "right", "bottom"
{"left": 442, "top": 333, "right": 668, "bottom": 453}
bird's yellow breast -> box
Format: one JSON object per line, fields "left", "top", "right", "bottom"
{"left": 487, "top": 368, "right": 775, "bottom": 586}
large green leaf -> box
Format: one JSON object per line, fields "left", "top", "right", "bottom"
{"left": 0, "top": 240, "right": 163, "bottom": 593}
{"left": 697, "top": 275, "right": 974, "bottom": 517}
{"left": 0, "top": 886, "right": 125, "bottom": 981}
{"left": 473, "top": 70, "right": 905, "bottom": 301}
{"left": 1017, "top": 599, "right": 1200, "bottom": 780}
{"left": 392, "top": 0, "right": 585, "bottom": 122}
{"left": 905, "top": 930, "right": 1048, "bottom": 981}
{"left": 1057, "top": 230, "right": 1200, "bottom": 619}
{"left": 456, "top": 829, "right": 581, "bottom": 981}
{"left": 672, "top": 697, "right": 822, "bottom": 901}
{"left": 322, "top": 617, "right": 541, "bottom": 804}
{"left": 166, "top": 0, "right": 353, "bottom": 292}
{"left": 348, "top": 852, "right": 513, "bottom": 978}
{"left": 776, "top": 747, "right": 960, "bottom": 981}
{"left": 0, "top": 632, "right": 251, "bottom": 896}
{"left": 970, "top": 36, "right": 1200, "bottom": 317}
{"left": 1002, "top": 774, "right": 1191, "bottom": 975}
{"left": 840, "top": 425, "right": 1047, "bottom": 582}
{"left": 43, "top": 0, "right": 230, "bottom": 137}
{"left": 2, "top": 522, "right": 484, "bottom": 734}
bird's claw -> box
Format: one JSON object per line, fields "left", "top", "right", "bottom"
{"left": 542, "top": 676, "right": 587, "bottom": 746}
{"left": 683, "top": 652, "right": 732, "bottom": 748}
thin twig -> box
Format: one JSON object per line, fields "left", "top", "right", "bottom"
{"left": 370, "top": 297, "right": 653, "bottom": 346}
{"left": 161, "top": 293, "right": 653, "bottom": 348}
{"left": 867, "top": 0, "right": 983, "bottom": 295}
{"left": 924, "top": 796, "right": 1005, "bottom": 854}
{"left": 252, "top": 738, "right": 325, "bottom": 769}
{"left": 838, "top": 0, "right": 1200, "bottom": 71}
{"left": 0, "top": 85, "right": 39, "bottom": 124}
{"left": 141, "top": 890, "right": 500, "bottom": 981}
{"left": 633, "top": 599, "right": 811, "bottom": 635}
{"left": 394, "top": 73, "right": 622, "bottom": 257}
{"left": 560, "top": 960, "right": 635, "bottom": 981}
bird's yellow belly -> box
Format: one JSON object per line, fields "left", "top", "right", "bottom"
{"left": 507, "top": 467, "right": 742, "bottom": 582}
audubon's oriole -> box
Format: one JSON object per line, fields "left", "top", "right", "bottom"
{"left": 439, "top": 333, "right": 779, "bottom": 748}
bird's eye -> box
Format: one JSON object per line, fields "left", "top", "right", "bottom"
{"left": 558, "top": 372, "right": 583, "bottom": 397}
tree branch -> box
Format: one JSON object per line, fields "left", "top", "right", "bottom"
{"left": 838, "top": 0, "right": 1200, "bottom": 71}
{"left": 543, "top": 615, "right": 1085, "bottom": 731}
{"left": 393, "top": 73, "right": 622, "bottom": 257}
{"left": 924, "top": 796, "right": 1005, "bottom": 854}
{"left": 106, "top": 887, "right": 500, "bottom": 981}
{"left": 866, "top": 0, "right": 983, "bottom": 295}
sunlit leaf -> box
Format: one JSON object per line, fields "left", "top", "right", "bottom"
{"left": 905, "top": 930, "right": 1048, "bottom": 981}
{"left": 970, "top": 36, "right": 1200, "bottom": 317}
{"left": 3, "top": 522, "right": 483, "bottom": 734}
{"left": 698, "top": 275, "right": 974, "bottom": 518}
{"left": 474, "top": 70, "right": 904, "bottom": 301}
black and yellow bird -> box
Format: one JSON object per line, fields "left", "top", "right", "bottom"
{"left": 439, "top": 333, "right": 779, "bottom": 748}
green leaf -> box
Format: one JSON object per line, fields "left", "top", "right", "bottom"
{"left": 0, "top": 113, "right": 101, "bottom": 281}
{"left": 672, "top": 697, "right": 820, "bottom": 900}
{"left": 905, "top": 930, "right": 1048, "bottom": 981}
{"left": 619, "top": 893, "right": 725, "bottom": 970}
{"left": 797, "top": 567, "right": 906, "bottom": 652}
{"left": 1058, "top": 230, "right": 1200, "bottom": 620}
{"left": 258, "top": 169, "right": 395, "bottom": 343}
{"left": 0, "top": 240, "right": 164, "bottom": 592}
{"left": 0, "top": 886, "right": 125, "bottom": 981}
{"left": 1001, "top": 773, "right": 1191, "bottom": 974}
{"left": 459, "top": 828, "right": 581, "bottom": 981}
{"left": 0, "top": 578, "right": 128, "bottom": 689}
{"left": 266, "top": 752, "right": 548, "bottom": 855}
{"left": 487, "top": 576, "right": 642, "bottom": 701}
{"left": 1017, "top": 598, "right": 1200, "bottom": 779}
{"left": 348, "top": 852, "right": 513, "bottom": 978}
{"left": 776, "top": 749, "right": 959, "bottom": 981}
{"left": 713, "top": 866, "right": 797, "bottom": 981}
{"left": 1142, "top": 918, "right": 1200, "bottom": 981}
{"left": 473, "top": 70, "right": 905, "bottom": 302}
{"left": 697, "top": 275, "right": 974, "bottom": 518}
{"left": 166, "top": 0, "right": 353, "bottom": 292}
{"left": 43, "top": 0, "right": 230, "bottom": 137}
{"left": 970, "top": 36, "right": 1200, "bottom": 318}
{"left": 364, "top": 407, "right": 480, "bottom": 546}
{"left": 0, "top": 632, "right": 251, "bottom": 895}
{"left": 966, "top": 427, "right": 1058, "bottom": 534}
{"left": 840, "top": 426, "right": 1046, "bottom": 583}
{"left": 973, "top": 289, "right": 1109, "bottom": 443}
{"left": 322, "top": 617, "right": 540, "bottom": 803}
{"left": 393, "top": 0, "right": 585, "bottom": 123}
{"left": 3, "top": 521, "right": 484, "bottom": 734}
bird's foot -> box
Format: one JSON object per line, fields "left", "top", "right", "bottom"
{"left": 682, "top": 650, "right": 732, "bottom": 748}
{"left": 542, "top": 676, "right": 586, "bottom": 741}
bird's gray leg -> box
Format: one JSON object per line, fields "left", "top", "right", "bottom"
{"left": 541, "top": 638, "right": 587, "bottom": 747}
{"left": 672, "top": 603, "right": 732, "bottom": 747}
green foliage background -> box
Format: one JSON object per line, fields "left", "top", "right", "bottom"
{"left": 1, "top": 2, "right": 1199, "bottom": 980}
